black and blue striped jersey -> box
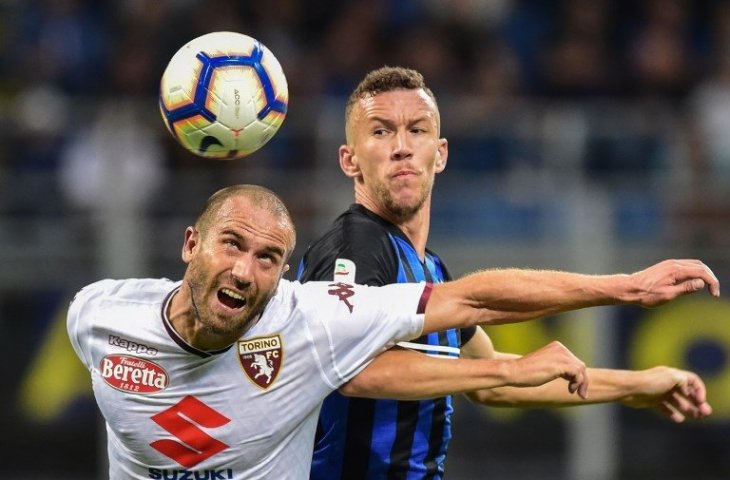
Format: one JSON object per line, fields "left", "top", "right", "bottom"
{"left": 297, "top": 204, "right": 476, "bottom": 479}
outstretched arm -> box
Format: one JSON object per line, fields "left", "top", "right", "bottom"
{"left": 461, "top": 330, "right": 713, "bottom": 422}
{"left": 421, "top": 259, "right": 720, "bottom": 334}
{"left": 470, "top": 366, "right": 711, "bottom": 423}
{"left": 341, "top": 339, "right": 590, "bottom": 400}
{"left": 342, "top": 328, "right": 712, "bottom": 423}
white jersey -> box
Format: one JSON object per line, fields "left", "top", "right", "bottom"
{"left": 67, "top": 277, "right": 427, "bottom": 479}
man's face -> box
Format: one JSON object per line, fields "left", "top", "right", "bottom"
{"left": 343, "top": 88, "right": 447, "bottom": 221}
{"left": 182, "top": 196, "right": 292, "bottom": 338}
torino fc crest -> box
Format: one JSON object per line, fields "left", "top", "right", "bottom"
{"left": 238, "top": 335, "right": 283, "bottom": 389}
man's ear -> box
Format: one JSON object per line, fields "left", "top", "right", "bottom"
{"left": 339, "top": 145, "right": 360, "bottom": 178}
{"left": 435, "top": 138, "right": 448, "bottom": 173}
{"left": 181, "top": 226, "right": 198, "bottom": 263}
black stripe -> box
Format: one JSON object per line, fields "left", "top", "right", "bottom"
{"left": 425, "top": 396, "right": 448, "bottom": 479}
{"left": 342, "top": 397, "right": 376, "bottom": 480}
{"left": 387, "top": 400, "right": 421, "bottom": 479}
{"left": 422, "top": 262, "right": 434, "bottom": 283}
{"left": 395, "top": 241, "right": 418, "bottom": 283}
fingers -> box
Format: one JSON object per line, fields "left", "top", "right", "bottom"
{"left": 684, "top": 373, "right": 707, "bottom": 405}
{"left": 655, "top": 371, "right": 713, "bottom": 422}
{"left": 637, "top": 259, "right": 721, "bottom": 306}
{"left": 514, "top": 341, "right": 589, "bottom": 398}
{"left": 657, "top": 400, "right": 686, "bottom": 423}
{"left": 556, "top": 344, "right": 588, "bottom": 399}
{"left": 673, "top": 374, "right": 713, "bottom": 419}
{"left": 661, "top": 392, "right": 712, "bottom": 422}
{"left": 672, "top": 260, "right": 720, "bottom": 298}
{"left": 574, "top": 373, "right": 589, "bottom": 399}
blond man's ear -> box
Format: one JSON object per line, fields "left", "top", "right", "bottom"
{"left": 339, "top": 145, "right": 361, "bottom": 178}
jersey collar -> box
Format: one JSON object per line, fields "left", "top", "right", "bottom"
{"left": 160, "top": 286, "right": 233, "bottom": 358}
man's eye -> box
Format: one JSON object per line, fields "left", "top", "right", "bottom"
{"left": 259, "top": 254, "right": 276, "bottom": 265}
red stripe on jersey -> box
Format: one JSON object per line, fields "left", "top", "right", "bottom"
{"left": 417, "top": 283, "right": 433, "bottom": 314}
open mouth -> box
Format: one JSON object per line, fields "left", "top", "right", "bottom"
{"left": 218, "top": 288, "right": 247, "bottom": 310}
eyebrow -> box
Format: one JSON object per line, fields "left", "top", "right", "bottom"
{"left": 221, "top": 229, "right": 286, "bottom": 258}
{"left": 367, "top": 115, "right": 432, "bottom": 128}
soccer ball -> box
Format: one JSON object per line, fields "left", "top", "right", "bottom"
{"left": 159, "top": 31, "right": 288, "bottom": 160}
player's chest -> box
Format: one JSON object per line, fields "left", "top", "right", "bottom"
{"left": 92, "top": 331, "right": 324, "bottom": 470}
{"left": 93, "top": 328, "right": 322, "bottom": 414}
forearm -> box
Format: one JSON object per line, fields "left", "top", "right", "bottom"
{"left": 426, "top": 269, "right": 628, "bottom": 331}
{"left": 424, "top": 260, "right": 718, "bottom": 332}
{"left": 469, "top": 367, "right": 641, "bottom": 407}
{"left": 341, "top": 347, "right": 515, "bottom": 401}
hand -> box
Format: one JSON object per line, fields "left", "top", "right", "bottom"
{"left": 629, "top": 259, "right": 720, "bottom": 307}
{"left": 621, "top": 366, "right": 712, "bottom": 422}
{"left": 509, "top": 341, "right": 589, "bottom": 399}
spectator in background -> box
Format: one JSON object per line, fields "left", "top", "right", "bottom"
{"left": 678, "top": 2, "right": 730, "bottom": 246}
{"left": 624, "top": 0, "right": 699, "bottom": 99}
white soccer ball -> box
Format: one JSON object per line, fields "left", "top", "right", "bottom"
{"left": 159, "top": 31, "right": 288, "bottom": 160}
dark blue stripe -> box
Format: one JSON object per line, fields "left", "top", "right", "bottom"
{"left": 310, "top": 391, "right": 350, "bottom": 479}
{"left": 367, "top": 400, "right": 399, "bottom": 474}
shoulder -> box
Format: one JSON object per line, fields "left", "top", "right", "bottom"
{"left": 299, "top": 206, "right": 397, "bottom": 284}
{"left": 71, "top": 278, "right": 178, "bottom": 309}
{"left": 313, "top": 206, "right": 391, "bottom": 255}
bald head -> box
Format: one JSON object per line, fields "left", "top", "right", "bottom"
{"left": 196, "top": 184, "right": 296, "bottom": 257}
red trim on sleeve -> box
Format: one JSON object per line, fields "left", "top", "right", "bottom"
{"left": 417, "top": 282, "right": 433, "bottom": 314}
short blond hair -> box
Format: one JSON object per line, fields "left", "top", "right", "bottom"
{"left": 345, "top": 66, "right": 439, "bottom": 136}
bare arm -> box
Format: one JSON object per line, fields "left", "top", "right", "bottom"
{"left": 341, "top": 338, "right": 589, "bottom": 400}
{"left": 342, "top": 328, "right": 712, "bottom": 423}
{"left": 458, "top": 330, "right": 712, "bottom": 423}
{"left": 470, "top": 366, "right": 711, "bottom": 423}
{"left": 421, "top": 259, "right": 720, "bottom": 334}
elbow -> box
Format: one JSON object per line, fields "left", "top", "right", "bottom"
{"left": 339, "top": 372, "right": 393, "bottom": 399}
{"left": 339, "top": 378, "right": 370, "bottom": 397}
{"left": 465, "top": 388, "right": 517, "bottom": 407}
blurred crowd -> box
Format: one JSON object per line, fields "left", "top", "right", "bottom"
{"left": 4, "top": 0, "right": 730, "bottom": 99}
{"left": 1, "top": 0, "right": 730, "bottom": 244}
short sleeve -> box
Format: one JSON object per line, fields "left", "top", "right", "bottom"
{"left": 297, "top": 281, "right": 427, "bottom": 388}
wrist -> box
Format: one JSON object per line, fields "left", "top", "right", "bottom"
{"left": 609, "top": 273, "right": 636, "bottom": 304}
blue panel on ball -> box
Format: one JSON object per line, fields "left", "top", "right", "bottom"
{"left": 163, "top": 42, "right": 286, "bottom": 132}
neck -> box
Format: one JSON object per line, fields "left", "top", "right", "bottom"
{"left": 168, "top": 284, "right": 243, "bottom": 351}
{"left": 356, "top": 198, "right": 431, "bottom": 260}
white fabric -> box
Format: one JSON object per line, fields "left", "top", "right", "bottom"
{"left": 67, "top": 277, "right": 425, "bottom": 479}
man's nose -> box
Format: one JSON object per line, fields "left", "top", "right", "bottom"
{"left": 392, "top": 130, "right": 413, "bottom": 160}
{"left": 231, "top": 256, "right": 254, "bottom": 287}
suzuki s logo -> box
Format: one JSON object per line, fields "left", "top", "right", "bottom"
{"left": 150, "top": 396, "right": 231, "bottom": 468}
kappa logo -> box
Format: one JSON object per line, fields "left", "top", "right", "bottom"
{"left": 238, "top": 335, "right": 283, "bottom": 389}
{"left": 328, "top": 282, "right": 355, "bottom": 313}
{"left": 108, "top": 335, "right": 159, "bottom": 355}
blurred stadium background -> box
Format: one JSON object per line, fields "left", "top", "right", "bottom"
{"left": 2, "top": 0, "right": 729, "bottom": 478}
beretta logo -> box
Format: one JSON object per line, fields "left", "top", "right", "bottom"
{"left": 238, "top": 335, "right": 283, "bottom": 389}
{"left": 100, "top": 354, "right": 169, "bottom": 394}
